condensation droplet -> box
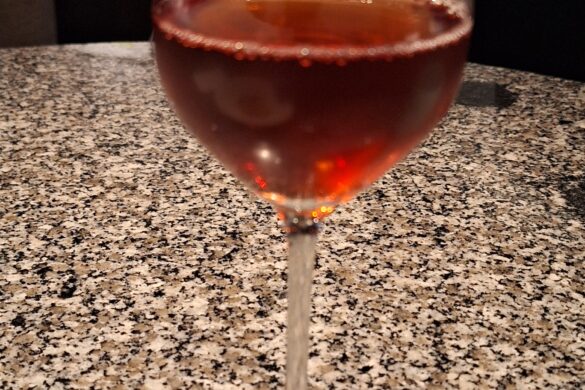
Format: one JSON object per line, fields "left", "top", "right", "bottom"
{"left": 234, "top": 42, "right": 244, "bottom": 50}
{"left": 300, "top": 48, "right": 310, "bottom": 56}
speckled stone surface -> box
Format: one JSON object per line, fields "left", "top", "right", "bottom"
{"left": 0, "top": 42, "right": 584, "bottom": 389}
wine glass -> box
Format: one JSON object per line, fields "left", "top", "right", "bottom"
{"left": 151, "top": 0, "right": 473, "bottom": 388}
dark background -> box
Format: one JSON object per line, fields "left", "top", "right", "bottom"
{"left": 468, "top": 1, "right": 584, "bottom": 82}
{"left": 24, "top": 0, "right": 585, "bottom": 82}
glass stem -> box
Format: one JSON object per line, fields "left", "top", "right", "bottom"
{"left": 283, "top": 215, "right": 320, "bottom": 390}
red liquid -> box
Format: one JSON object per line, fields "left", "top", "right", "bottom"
{"left": 153, "top": 0, "right": 471, "bottom": 213}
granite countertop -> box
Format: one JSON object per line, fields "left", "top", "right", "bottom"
{"left": 0, "top": 42, "right": 584, "bottom": 389}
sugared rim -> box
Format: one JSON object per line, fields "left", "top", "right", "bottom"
{"left": 153, "top": 0, "right": 473, "bottom": 63}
